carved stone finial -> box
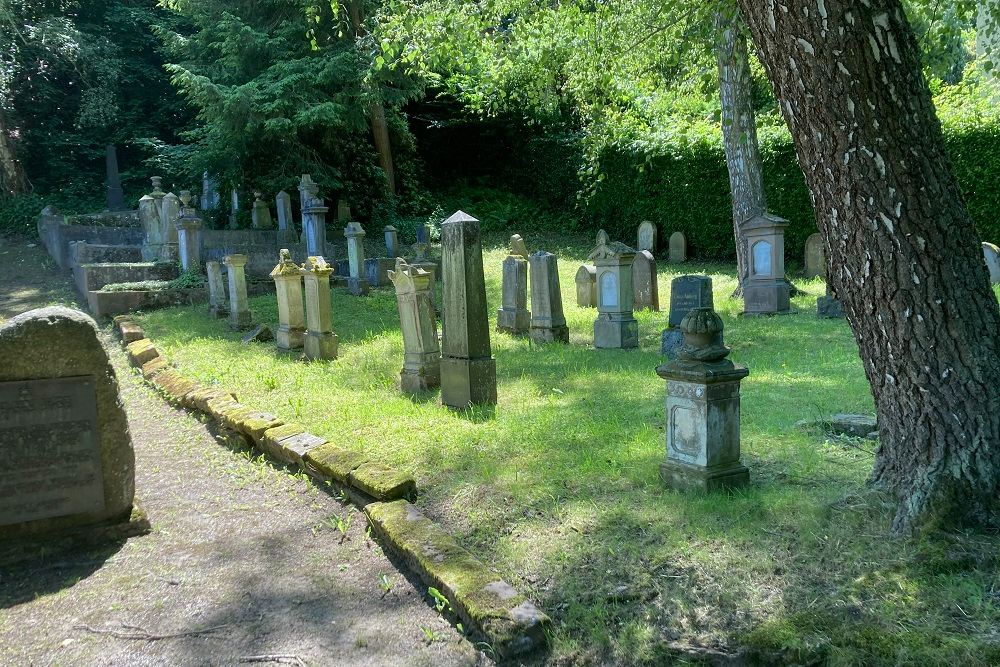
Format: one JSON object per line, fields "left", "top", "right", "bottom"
{"left": 510, "top": 234, "right": 528, "bottom": 259}
{"left": 676, "top": 308, "right": 730, "bottom": 362}
{"left": 179, "top": 190, "right": 192, "bottom": 207}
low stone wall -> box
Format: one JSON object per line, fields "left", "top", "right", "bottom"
{"left": 69, "top": 242, "right": 143, "bottom": 266}
{"left": 37, "top": 215, "right": 145, "bottom": 271}
{"left": 87, "top": 287, "right": 209, "bottom": 319}
{"left": 73, "top": 262, "right": 177, "bottom": 295}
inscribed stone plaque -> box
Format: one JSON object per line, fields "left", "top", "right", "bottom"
{"left": 668, "top": 275, "right": 714, "bottom": 328}
{"left": 600, "top": 272, "right": 619, "bottom": 308}
{"left": 752, "top": 240, "right": 772, "bottom": 276}
{"left": 0, "top": 376, "right": 105, "bottom": 526}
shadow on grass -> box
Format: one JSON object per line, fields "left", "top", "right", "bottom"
{"left": 0, "top": 539, "right": 128, "bottom": 608}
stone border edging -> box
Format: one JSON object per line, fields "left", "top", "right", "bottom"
{"left": 111, "top": 317, "right": 551, "bottom": 659}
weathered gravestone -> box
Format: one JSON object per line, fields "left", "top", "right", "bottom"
{"left": 275, "top": 191, "right": 297, "bottom": 244}
{"left": 575, "top": 264, "right": 597, "bottom": 308}
{"left": 206, "top": 261, "right": 228, "bottom": 318}
{"left": 251, "top": 192, "right": 274, "bottom": 230}
{"left": 668, "top": 231, "right": 687, "bottom": 263}
{"left": 632, "top": 250, "right": 659, "bottom": 311}
{"left": 176, "top": 191, "right": 203, "bottom": 272}
{"left": 661, "top": 275, "right": 713, "bottom": 358}
{"left": 589, "top": 230, "right": 638, "bottom": 349}
{"left": 389, "top": 258, "right": 440, "bottom": 394}
{"left": 804, "top": 232, "right": 826, "bottom": 279}
{"left": 529, "top": 251, "right": 569, "bottom": 344}
{"left": 344, "top": 222, "right": 370, "bottom": 296}
{"left": 384, "top": 225, "right": 400, "bottom": 258}
{"left": 303, "top": 256, "right": 339, "bottom": 360}
{"left": 742, "top": 213, "right": 791, "bottom": 315}
{"left": 0, "top": 307, "right": 137, "bottom": 540}
{"left": 271, "top": 249, "right": 306, "bottom": 350}
{"left": 497, "top": 235, "right": 531, "bottom": 335}
{"left": 440, "top": 211, "right": 497, "bottom": 408}
{"left": 300, "top": 175, "right": 328, "bottom": 257}
{"left": 224, "top": 254, "right": 253, "bottom": 329}
{"left": 637, "top": 221, "right": 657, "bottom": 254}
{"left": 983, "top": 242, "right": 1000, "bottom": 284}
{"left": 656, "top": 307, "right": 749, "bottom": 492}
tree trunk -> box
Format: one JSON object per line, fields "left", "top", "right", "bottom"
{"left": 737, "top": 0, "right": 1000, "bottom": 534}
{"left": 0, "top": 110, "right": 28, "bottom": 196}
{"left": 716, "top": 6, "right": 765, "bottom": 294}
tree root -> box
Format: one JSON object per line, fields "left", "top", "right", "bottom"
{"left": 74, "top": 622, "right": 231, "bottom": 641}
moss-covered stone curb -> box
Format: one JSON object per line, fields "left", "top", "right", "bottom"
{"left": 305, "top": 442, "right": 369, "bottom": 483}
{"left": 119, "top": 321, "right": 145, "bottom": 344}
{"left": 126, "top": 338, "right": 159, "bottom": 367}
{"left": 263, "top": 423, "right": 326, "bottom": 464}
{"left": 351, "top": 462, "right": 417, "bottom": 501}
{"left": 141, "top": 357, "right": 169, "bottom": 380}
{"left": 365, "top": 500, "right": 550, "bottom": 658}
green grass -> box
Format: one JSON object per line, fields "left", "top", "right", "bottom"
{"left": 137, "top": 233, "right": 1000, "bottom": 665}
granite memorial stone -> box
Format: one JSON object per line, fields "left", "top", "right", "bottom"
{"left": 589, "top": 230, "right": 638, "bottom": 349}
{"left": 661, "top": 275, "right": 714, "bottom": 358}
{"left": 529, "top": 251, "right": 569, "bottom": 344}
{"left": 497, "top": 235, "right": 530, "bottom": 335}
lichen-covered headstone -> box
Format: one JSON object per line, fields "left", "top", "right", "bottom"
{"left": 302, "top": 256, "right": 339, "bottom": 360}
{"left": 224, "top": 254, "right": 252, "bottom": 329}
{"left": 497, "top": 235, "right": 530, "bottom": 336}
{"left": 589, "top": 230, "right": 638, "bottom": 349}
{"left": 251, "top": 192, "right": 274, "bottom": 230}
{"left": 804, "top": 232, "right": 825, "bottom": 279}
{"left": 632, "top": 250, "right": 659, "bottom": 311}
{"left": 271, "top": 249, "right": 306, "bottom": 350}
{"left": 575, "top": 265, "right": 597, "bottom": 308}
{"left": 0, "top": 307, "right": 136, "bottom": 539}
{"left": 637, "top": 221, "right": 657, "bottom": 254}
{"left": 529, "top": 251, "right": 569, "bottom": 344}
{"left": 206, "top": 261, "right": 228, "bottom": 318}
{"left": 389, "top": 258, "right": 440, "bottom": 393}
{"left": 668, "top": 231, "right": 687, "bottom": 263}
{"left": 344, "top": 222, "right": 370, "bottom": 296}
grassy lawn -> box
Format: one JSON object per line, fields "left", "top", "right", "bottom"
{"left": 136, "top": 232, "right": 1000, "bottom": 665}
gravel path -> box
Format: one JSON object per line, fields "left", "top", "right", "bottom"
{"left": 0, "top": 238, "right": 482, "bottom": 666}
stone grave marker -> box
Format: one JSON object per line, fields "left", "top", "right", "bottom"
{"left": 276, "top": 191, "right": 297, "bottom": 244}
{"left": 271, "top": 249, "right": 306, "bottom": 350}
{"left": 206, "top": 261, "right": 228, "bottom": 318}
{"left": 743, "top": 213, "right": 791, "bottom": 315}
{"left": 224, "top": 254, "right": 252, "bottom": 329}
{"left": 0, "top": 307, "right": 136, "bottom": 539}
{"left": 302, "top": 256, "right": 339, "bottom": 360}
{"left": 804, "top": 232, "right": 825, "bottom": 279}
{"left": 668, "top": 231, "right": 687, "bottom": 263}
{"left": 389, "top": 258, "right": 440, "bottom": 394}
{"left": 497, "top": 235, "right": 530, "bottom": 335}
{"left": 984, "top": 242, "right": 1000, "bottom": 284}
{"left": 575, "top": 264, "right": 597, "bottom": 308}
{"left": 105, "top": 144, "right": 126, "bottom": 212}
{"left": 300, "top": 175, "right": 328, "bottom": 257}
{"left": 159, "top": 192, "right": 181, "bottom": 263}
{"left": 345, "top": 222, "right": 370, "bottom": 296}
{"left": 637, "top": 221, "right": 657, "bottom": 254}
{"left": 661, "top": 275, "right": 713, "bottom": 357}
{"left": 251, "top": 192, "right": 274, "bottom": 230}
{"left": 529, "top": 251, "right": 569, "bottom": 344}
{"left": 632, "top": 250, "right": 659, "bottom": 311}
{"left": 384, "top": 225, "right": 400, "bottom": 258}
{"left": 817, "top": 285, "right": 844, "bottom": 319}
{"left": 176, "top": 191, "right": 203, "bottom": 272}
{"left": 440, "top": 211, "right": 497, "bottom": 408}
{"left": 589, "top": 230, "right": 638, "bottom": 349}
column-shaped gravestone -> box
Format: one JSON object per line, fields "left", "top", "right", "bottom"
{"left": 276, "top": 191, "right": 297, "bottom": 244}
{"left": 206, "top": 261, "right": 228, "bottom": 318}
{"left": 440, "top": 211, "right": 497, "bottom": 408}
{"left": 575, "top": 264, "right": 597, "bottom": 307}
{"left": 742, "top": 213, "right": 791, "bottom": 315}
{"left": 344, "top": 222, "right": 370, "bottom": 296}
{"left": 632, "top": 250, "right": 659, "bottom": 311}
{"left": 656, "top": 307, "right": 749, "bottom": 491}
{"left": 300, "top": 175, "right": 328, "bottom": 257}
{"left": 106, "top": 144, "right": 126, "bottom": 211}
{"left": 384, "top": 225, "right": 399, "bottom": 258}
{"left": 175, "top": 191, "right": 203, "bottom": 272}
{"left": 138, "top": 195, "right": 161, "bottom": 261}
{"left": 252, "top": 191, "right": 274, "bottom": 230}
{"left": 661, "top": 275, "right": 714, "bottom": 358}
{"left": 224, "top": 254, "right": 252, "bottom": 329}
{"left": 390, "top": 258, "right": 440, "bottom": 393}
{"left": 589, "top": 230, "right": 638, "bottom": 349}
{"left": 229, "top": 189, "right": 239, "bottom": 229}
{"left": 497, "top": 235, "right": 530, "bottom": 335}
{"left": 529, "top": 251, "right": 569, "bottom": 344}
{"left": 159, "top": 192, "right": 182, "bottom": 263}
{"left": 302, "top": 256, "right": 338, "bottom": 360}
{"left": 150, "top": 176, "right": 166, "bottom": 221}
{"left": 270, "top": 249, "right": 306, "bottom": 350}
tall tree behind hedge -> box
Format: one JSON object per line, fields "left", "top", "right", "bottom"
{"left": 159, "top": 0, "right": 423, "bottom": 217}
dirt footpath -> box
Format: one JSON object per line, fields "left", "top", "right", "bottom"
{"left": 0, "top": 238, "right": 483, "bottom": 666}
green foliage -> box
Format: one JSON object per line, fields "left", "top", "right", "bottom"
{"left": 100, "top": 268, "right": 204, "bottom": 292}
{"left": 0, "top": 194, "right": 43, "bottom": 235}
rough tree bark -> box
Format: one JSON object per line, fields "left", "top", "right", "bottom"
{"left": 0, "top": 110, "right": 28, "bottom": 196}
{"left": 736, "top": 0, "right": 1000, "bottom": 534}
{"left": 716, "top": 6, "right": 765, "bottom": 293}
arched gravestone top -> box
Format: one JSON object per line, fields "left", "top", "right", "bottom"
{"left": 983, "top": 242, "right": 1000, "bottom": 284}
{"left": 0, "top": 307, "right": 135, "bottom": 539}
{"left": 632, "top": 250, "right": 659, "bottom": 311}
{"left": 804, "top": 233, "right": 825, "bottom": 279}
{"left": 637, "top": 221, "right": 658, "bottom": 253}
{"left": 576, "top": 264, "right": 597, "bottom": 308}
{"left": 668, "top": 232, "right": 687, "bottom": 263}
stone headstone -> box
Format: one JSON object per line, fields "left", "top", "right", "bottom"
{"left": 662, "top": 275, "right": 714, "bottom": 358}
{"left": 224, "top": 254, "right": 252, "bottom": 329}
{"left": 983, "top": 242, "right": 1000, "bottom": 284}
{"left": 804, "top": 232, "right": 825, "bottom": 279}
{"left": 529, "top": 251, "right": 569, "bottom": 344}
{"left": 276, "top": 191, "right": 296, "bottom": 244}
{"left": 344, "top": 222, "right": 369, "bottom": 296}
{"left": 0, "top": 307, "right": 135, "bottom": 539}
{"left": 175, "top": 194, "right": 203, "bottom": 272}
{"left": 510, "top": 234, "right": 529, "bottom": 259}
{"left": 656, "top": 307, "right": 749, "bottom": 492}
{"left": 637, "top": 221, "right": 657, "bottom": 254}
{"left": 364, "top": 257, "right": 395, "bottom": 287}
{"left": 159, "top": 192, "right": 182, "bottom": 263}
{"left": 440, "top": 211, "right": 497, "bottom": 408}
{"left": 271, "top": 249, "right": 305, "bottom": 350}
{"left": 384, "top": 225, "right": 400, "bottom": 258}
{"left": 300, "top": 175, "right": 328, "bottom": 257}
{"left": 251, "top": 192, "right": 274, "bottom": 230}
{"left": 389, "top": 258, "right": 440, "bottom": 394}
{"left": 105, "top": 144, "right": 126, "bottom": 212}
{"left": 497, "top": 236, "right": 530, "bottom": 335}
{"left": 336, "top": 200, "right": 352, "bottom": 221}
{"left": 201, "top": 172, "right": 220, "bottom": 210}
{"left": 743, "top": 213, "right": 791, "bottom": 315}
{"left": 302, "top": 256, "right": 338, "bottom": 360}
{"left": 229, "top": 189, "right": 240, "bottom": 229}
{"left": 575, "top": 265, "right": 597, "bottom": 308}
{"left": 138, "top": 195, "right": 161, "bottom": 261}
{"left": 589, "top": 230, "right": 638, "bottom": 349}
{"left": 632, "top": 250, "right": 659, "bottom": 311}
{"left": 206, "top": 261, "right": 228, "bottom": 318}
{"left": 668, "top": 231, "right": 687, "bottom": 263}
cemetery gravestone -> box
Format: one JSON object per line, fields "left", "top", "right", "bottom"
{"left": 389, "top": 258, "right": 441, "bottom": 394}
{"left": 105, "top": 144, "right": 126, "bottom": 212}
{"left": 742, "top": 213, "right": 792, "bottom": 315}
{"left": 0, "top": 307, "right": 136, "bottom": 539}
{"left": 440, "top": 211, "right": 497, "bottom": 408}
{"left": 206, "top": 261, "right": 228, "bottom": 318}
{"left": 637, "top": 221, "right": 657, "bottom": 254}
{"left": 201, "top": 172, "right": 220, "bottom": 210}
{"left": 632, "top": 250, "right": 659, "bottom": 311}
{"left": 384, "top": 225, "right": 400, "bottom": 258}
{"left": 271, "top": 249, "right": 306, "bottom": 350}
{"left": 661, "top": 275, "right": 714, "bottom": 358}
{"left": 656, "top": 307, "right": 749, "bottom": 492}
{"left": 159, "top": 192, "right": 181, "bottom": 263}
{"left": 668, "top": 231, "right": 687, "bottom": 263}
{"left": 302, "top": 256, "right": 339, "bottom": 360}
{"left": 804, "top": 232, "right": 826, "bottom": 279}
{"left": 497, "top": 235, "right": 531, "bottom": 336}
{"left": 251, "top": 192, "right": 274, "bottom": 230}
{"left": 589, "top": 230, "right": 638, "bottom": 349}
{"left": 344, "top": 222, "right": 370, "bottom": 296}
{"left": 229, "top": 189, "right": 240, "bottom": 229}
{"left": 300, "top": 175, "right": 328, "bottom": 257}
{"left": 176, "top": 191, "right": 203, "bottom": 272}
{"left": 817, "top": 285, "right": 845, "bottom": 319}
{"left": 139, "top": 194, "right": 161, "bottom": 261}
{"left": 983, "top": 242, "right": 1000, "bottom": 284}
{"left": 529, "top": 251, "right": 569, "bottom": 344}
{"left": 575, "top": 265, "right": 597, "bottom": 308}
{"left": 276, "top": 191, "right": 297, "bottom": 244}
{"left": 224, "top": 254, "right": 253, "bottom": 329}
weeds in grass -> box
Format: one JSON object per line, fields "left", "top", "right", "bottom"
{"left": 379, "top": 574, "right": 393, "bottom": 594}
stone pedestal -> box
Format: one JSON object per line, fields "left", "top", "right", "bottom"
{"left": 302, "top": 256, "right": 338, "bottom": 360}
{"left": 224, "top": 254, "right": 252, "bottom": 330}
{"left": 589, "top": 230, "right": 638, "bottom": 349}
{"left": 440, "top": 211, "right": 496, "bottom": 408}
{"left": 252, "top": 192, "right": 274, "bottom": 230}
{"left": 656, "top": 308, "right": 749, "bottom": 492}
{"left": 742, "top": 213, "right": 792, "bottom": 315}
{"left": 384, "top": 226, "right": 400, "bottom": 258}
{"left": 175, "top": 192, "right": 203, "bottom": 272}
{"left": 345, "top": 222, "right": 370, "bottom": 296}
{"left": 300, "top": 175, "right": 328, "bottom": 257}
{"left": 276, "top": 191, "right": 297, "bottom": 244}
{"left": 206, "top": 261, "right": 228, "bottom": 318}
{"left": 575, "top": 265, "right": 596, "bottom": 307}
{"left": 390, "top": 258, "right": 440, "bottom": 393}
{"left": 271, "top": 249, "right": 306, "bottom": 350}
{"left": 159, "top": 192, "right": 181, "bottom": 263}
{"left": 529, "top": 251, "right": 569, "bottom": 344}
{"left": 497, "top": 236, "right": 530, "bottom": 335}
{"left": 632, "top": 250, "right": 659, "bottom": 311}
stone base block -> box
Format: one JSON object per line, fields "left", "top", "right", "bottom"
{"left": 305, "top": 331, "right": 339, "bottom": 360}
{"left": 229, "top": 310, "right": 253, "bottom": 330}
{"left": 399, "top": 366, "right": 441, "bottom": 394}
{"left": 661, "top": 327, "right": 684, "bottom": 358}
{"left": 594, "top": 316, "right": 638, "bottom": 349}
{"left": 743, "top": 281, "right": 791, "bottom": 315}
{"left": 276, "top": 325, "right": 305, "bottom": 350}
{"left": 347, "top": 277, "right": 369, "bottom": 297}
{"left": 660, "top": 459, "right": 749, "bottom": 493}
{"left": 440, "top": 356, "right": 497, "bottom": 408}
{"left": 209, "top": 305, "right": 228, "bottom": 319}
{"left": 497, "top": 308, "right": 530, "bottom": 335}
{"left": 817, "top": 295, "right": 844, "bottom": 319}
{"left": 530, "top": 324, "right": 569, "bottom": 344}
